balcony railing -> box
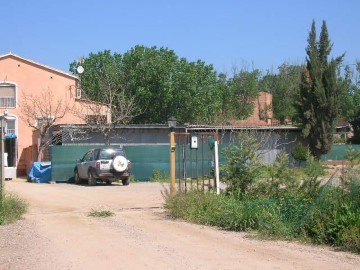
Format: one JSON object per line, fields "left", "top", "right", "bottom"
{"left": 0, "top": 97, "right": 15, "bottom": 108}
{"left": 6, "top": 129, "right": 16, "bottom": 135}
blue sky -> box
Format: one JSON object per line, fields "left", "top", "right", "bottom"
{"left": 1, "top": 0, "right": 358, "bottom": 74}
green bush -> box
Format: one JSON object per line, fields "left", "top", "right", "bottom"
{"left": 291, "top": 144, "right": 308, "bottom": 165}
{"left": 297, "top": 186, "right": 360, "bottom": 251}
{"left": 222, "top": 132, "right": 262, "bottom": 197}
{"left": 0, "top": 191, "right": 27, "bottom": 225}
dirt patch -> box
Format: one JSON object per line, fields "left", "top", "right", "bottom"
{"left": 1, "top": 179, "right": 359, "bottom": 270}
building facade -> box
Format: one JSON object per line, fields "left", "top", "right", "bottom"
{"left": 0, "top": 53, "right": 105, "bottom": 176}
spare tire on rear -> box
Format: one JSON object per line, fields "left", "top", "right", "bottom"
{"left": 112, "top": 156, "right": 128, "bottom": 172}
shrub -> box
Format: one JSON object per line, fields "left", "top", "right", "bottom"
{"left": 222, "top": 131, "right": 262, "bottom": 197}
{"left": 299, "top": 152, "right": 324, "bottom": 195}
{"left": 0, "top": 191, "right": 27, "bottom": 225}
{"left": 344, "top": 146, "right": 360, "bottom": 168}
{"left": 299, "top": 186, "right": 360, "bottom": 251}
{"left": 291, "top": 144, "right": 308, "bottom": 165}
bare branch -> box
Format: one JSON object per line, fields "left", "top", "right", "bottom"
{"left": 19, "top": 88, "right": 73, "bottom": 161}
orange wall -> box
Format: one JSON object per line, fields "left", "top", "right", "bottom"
{"left": 0, "top": 55, "right": 87, "bottom": 175}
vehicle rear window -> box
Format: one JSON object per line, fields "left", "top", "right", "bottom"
{"left": 99, "top": 149, "right": 126, "bottom": 159}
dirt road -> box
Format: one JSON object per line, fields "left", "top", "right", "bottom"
{"left": 1, "top": 179, "right": 359, "bottom": 270}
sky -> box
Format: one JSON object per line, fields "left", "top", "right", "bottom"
{"left": 1, "top": 0, "right": 359, "bottom": 74}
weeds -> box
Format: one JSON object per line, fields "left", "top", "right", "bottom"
{"left": 150, "top": 169, "right": 170, "bottom": 183}
{"left": 88, "top": 209, "right": 114, "bottom": 218}
{"left": 0, "top": 190, "right": 27, "bottom": 225}
{"left": 163, "top": 140, "right": 360, "bottom": 253}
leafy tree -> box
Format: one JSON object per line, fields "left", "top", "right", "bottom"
{"left": 260, "top": 64, "right": 303, "bottom": 124}
{"left": 122, "top": 46, "right": 223, "bottom": 124}
{"left": 170, "top": 58, "right": 221, "bottom": 124}
{"left": 343, "top": 62, "right": 360, "bottom": 143}
{"left": 298, "top": 20, "right": 345, "bottom": 159}
{"left": 229, "top": 69, "right": 261, "bottom": 120}
{"left": 70, "top": 50, "right": 140, "bottom": 145}
{"left": 121, "top": 45, "right": 179, "bottom": 124}
{"left": 70, "top": 46, "right": 262, "bottom": 126}
{"left": 70, "top": 50, "right": 122, "bottom": 102}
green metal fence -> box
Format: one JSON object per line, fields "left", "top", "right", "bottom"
{"left": 51, "top": 142, "right": 356, "bottom": 183}
{"left": 321, "top": 144, "right": 360, "bottom": 161}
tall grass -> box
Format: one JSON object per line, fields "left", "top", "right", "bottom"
{"left": 164, "top": 180, "right": 360, "bottom": 253}
{"left": 0, "top": 189, "right": 27, "bottom": 225}
{"left": 165, "top": 133, "right": 360, "bottom": 253}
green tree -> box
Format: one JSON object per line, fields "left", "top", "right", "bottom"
{"left": 298, "top": 20, "right": 345, "bottom": 159}
{"left": 229, "top": 69, "right": 261, "bottom": 120}
{"left": 121, "top": 45, "right": 223, "bottom": 124}
{"left": 171, "top": 58, "right": 221, "bottom": 124}
{"left": 70, "top": 50, "right": 140, "bottom": 144}
{"left": 121, "top": 45, "right": 179, "bottom": 124}
{"left": 342, "top": 62, "right": 360, "bottom": 143}
{"left": 69, "top": 46, "right": 252, "bottom": 126}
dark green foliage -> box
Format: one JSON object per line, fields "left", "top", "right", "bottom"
{"left": 266, "top": 151, "right": 299, "bottom": 195}
{"left": 298, "top": 21, "right": 345, "bottom": 159}
{"left": 260, "top": 64, "right": 303, "bottom": 124}
{"left": 229, "top": 69, "right": 261, "bottom": 120}
{"left": 70, "top": 46, "right": 255, "bottom": 125}
{"left": 222, "top": 132, "right": 262, "bottom": 197}
{"left": 299, "top": 186, "right": 360, "bottom": 252}
{"left": 300, "top": 153, "right": 324, "bottom": 195}
{"left": 291, "top": 144, "right": 308, "bottom": 165}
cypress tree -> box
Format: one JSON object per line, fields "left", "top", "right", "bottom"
{"left": 299, "top": 20, "right": 345, "bottom": 159}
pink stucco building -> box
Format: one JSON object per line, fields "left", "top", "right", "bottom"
{"left": 0, "top": 53, "right": 106, "bottom": 176}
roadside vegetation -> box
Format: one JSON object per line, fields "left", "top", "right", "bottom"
{"left": 150, "top": 169, "right": 171, "bottom": 183}
{"left": 0, "top": 190, "right": 27, "bottom": 225}
{"left": 164, "top": 133, "right": 360, "bottom": 253}
{"left": 88, "top": 209, "right": 114, "bottom": 218}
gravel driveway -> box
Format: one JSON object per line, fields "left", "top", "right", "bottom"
{"left": 1, "top": 179, "right": 359, "bottom": 270}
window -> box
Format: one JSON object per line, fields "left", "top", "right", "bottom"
{"left": 0, "top": 84, "right": 16, "bottom": 108}
{"left": 83, "top": 150, "right": 94, "bottom": 162}
{"left": 99, "top": 149, "right": 126, "bottom": 159}
{"left": 6, "top": 119, "right": 15, "bottom": 135}
{"left": 76, "top": 87, "right": 81, "bottom": 99}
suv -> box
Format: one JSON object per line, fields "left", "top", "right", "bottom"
{"left": 74, "top": 148, "right": 131, "bottom": 186}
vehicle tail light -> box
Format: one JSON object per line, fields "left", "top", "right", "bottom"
{"left": 96, "top": 161, "right": 100, "bottom": 170}
{"left": 127, "top": 160, "right": 132, "bottom": 170}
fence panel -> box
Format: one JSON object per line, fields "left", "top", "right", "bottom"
{"left": 51, "top": 145, "right": 169, "bottom": 182}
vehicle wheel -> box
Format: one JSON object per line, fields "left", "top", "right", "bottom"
{"left": 112, "top": 156, "right": 128, "bottom": 172}
{"left": 88, "top": 171, "right": 97, "bottom": 186}
{"left": 122, "top": 177, "right": 130, "bottom": 186}
{"left": 74, "top": 170, "right": 81, "bottom": 184}
{"left": 105, "top": 179, "right": 112, "bottom": 185}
